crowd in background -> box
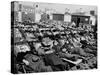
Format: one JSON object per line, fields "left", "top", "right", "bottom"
{"left": 11, "top": 20, "right": 97, "bottom": 73}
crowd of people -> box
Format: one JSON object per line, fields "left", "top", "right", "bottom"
{"left": 11, "top": 20, "right": 97, "bottom": 73}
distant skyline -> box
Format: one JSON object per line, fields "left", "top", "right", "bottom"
{"left": 17, "top": 1, "right": 97, "bottom": 14}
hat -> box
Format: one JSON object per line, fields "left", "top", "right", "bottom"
{"left": 42, "top": 37, "right": 53, "bottom": 46}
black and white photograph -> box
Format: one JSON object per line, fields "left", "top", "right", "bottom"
{"left": 11, "top": 1, "right": 97, "bottom": 74}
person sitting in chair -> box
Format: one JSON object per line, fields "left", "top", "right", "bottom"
{"left": 35, "top": 36, "right": 66, "bottom": 71}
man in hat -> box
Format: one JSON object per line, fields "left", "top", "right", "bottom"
{"left": 36, "top": 36, "right": 66, "bottom": 71}
{"left": 52, "top": 37, "right": 78, "bottom": 61}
